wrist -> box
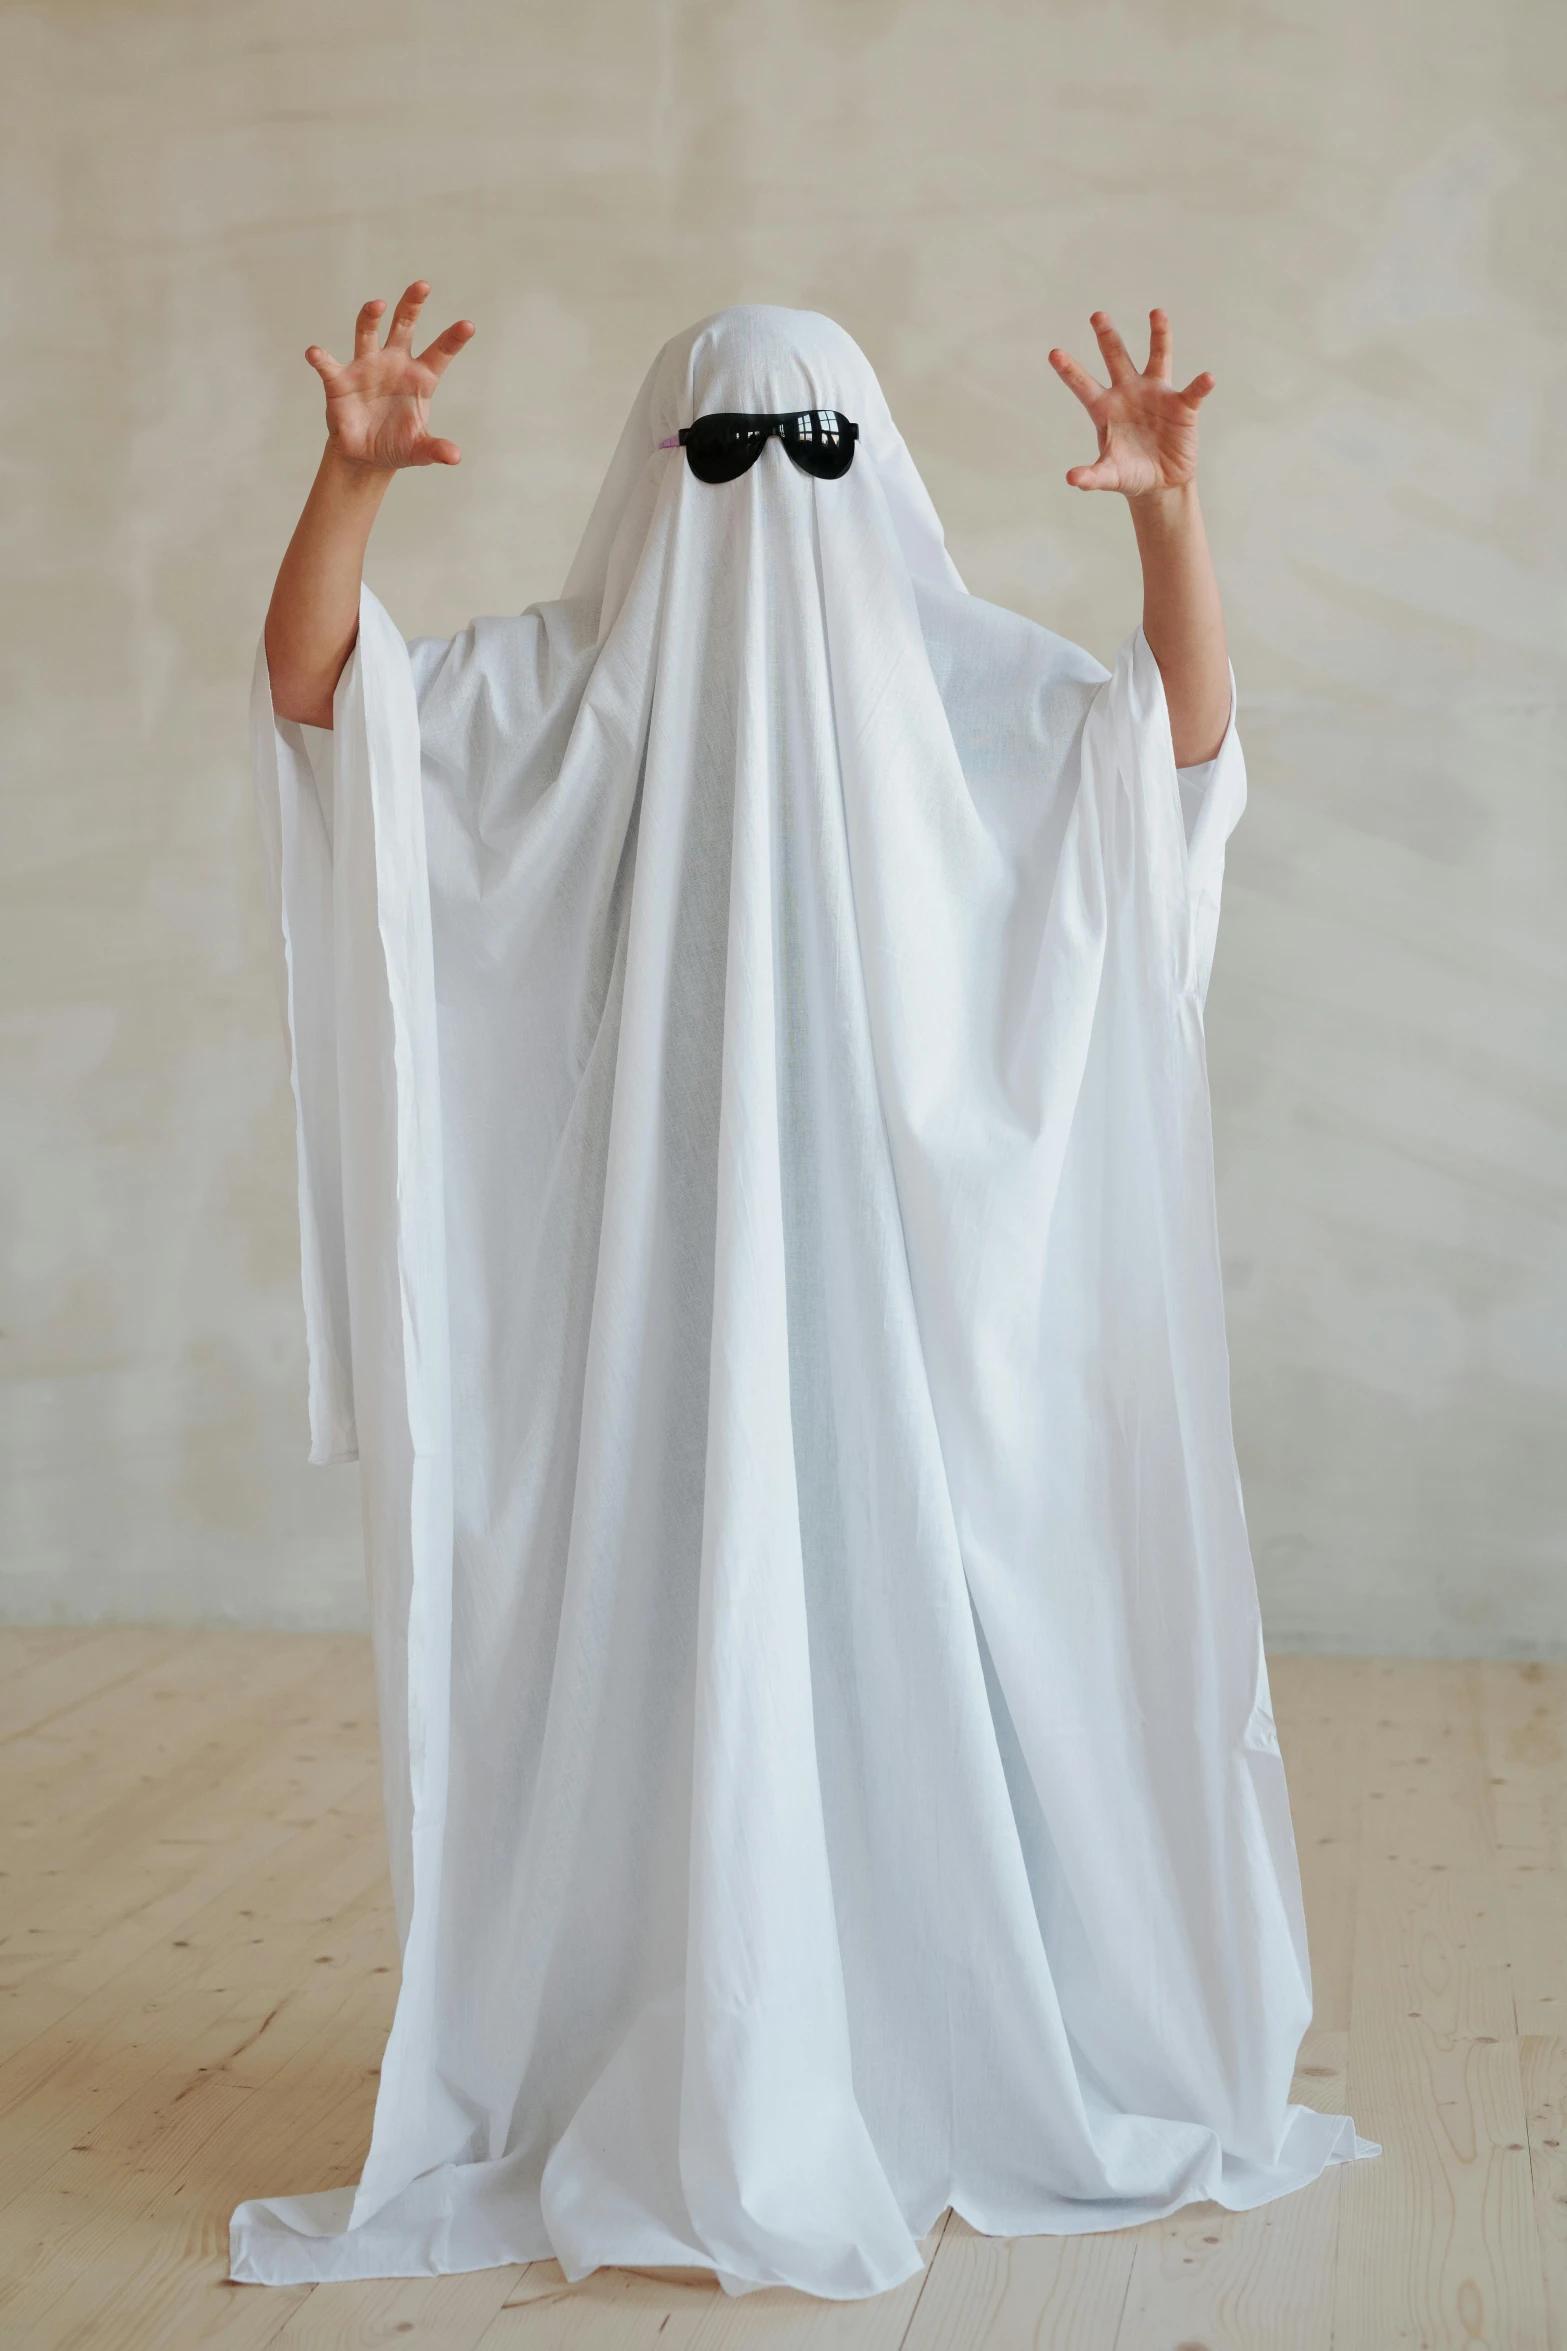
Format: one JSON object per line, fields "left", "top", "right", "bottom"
{"left": 317, "top": 439, "right": 397, "bottom": 502}
{"left": 1125, "top": 479, "right": 1199, "bottom": 523}
{"left": 1126, "top": 480, "right": 1205, "bottom": 560}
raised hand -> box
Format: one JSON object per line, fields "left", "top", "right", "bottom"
{"left": 306, "top": 281, "right": 476, "bottom": 472}
{"left": 264, "top": 281, "right": 476, "bottom": 723}
{"left": 1048, "top": 310, "right": 1214, "bottom": 499}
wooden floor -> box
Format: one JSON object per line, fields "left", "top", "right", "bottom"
{"left": 2, "top": 1638, "right": 1565, "bottom": 2350}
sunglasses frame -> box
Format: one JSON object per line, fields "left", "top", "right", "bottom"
{"left": 663, "top": 409, "right": 860, "bottom": 483}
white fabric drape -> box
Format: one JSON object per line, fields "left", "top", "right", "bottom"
{"left": 232, "top": 305, "right": 1377, "bottom": 2298}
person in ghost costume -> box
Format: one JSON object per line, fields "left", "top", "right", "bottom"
{"left": 231, "top": 288, "right": 1378, "bottom": 2298}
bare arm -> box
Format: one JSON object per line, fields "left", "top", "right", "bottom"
{"left": 1048, "top": 309, "right": 1230, "bottom": 766}
{"left": 264, "top": 282, "right": 475, "bottom": 728}
{"left": 265, "top": 449, "right": 394, "bottom": 727}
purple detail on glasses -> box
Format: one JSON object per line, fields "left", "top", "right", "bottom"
{"left": 658, "top": 435, "right": 680, "bottom": 449}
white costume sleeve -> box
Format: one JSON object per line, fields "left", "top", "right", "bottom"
{"left": 1167, "top": 641, "right": 1247, "bottom": 1003}
{"left": 249, "top": 644, "right": 356, "bottom": 1464}
{"left": 1105, "top": 627, "right": 1246, "bottom": 1006}
{"left": 245, "top": 585, "right": 453, "bottom": 2008}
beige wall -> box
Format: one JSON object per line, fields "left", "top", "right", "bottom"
{"left": 3, "top": 0, "right": 1563, "bottom": 1647}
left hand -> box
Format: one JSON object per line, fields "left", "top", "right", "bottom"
{"left": 1049, "top": 310, "right": 1214, "bottom": 498}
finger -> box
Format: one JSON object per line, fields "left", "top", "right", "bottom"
{"left": 304, "top": 344, "right": 345, "bottom": 386}
{"left": 353, "top": 300, "right": 387, "bottom": 359}
{"left": 1066, "top": 455, "right": 1121, "bottom": 491}
{"left": 1177, "top": 370, "right": 1216, "bottom": 406}
{"left": 1090, "top": 311, "right": 1138, "bottom": 384}
{"left": 1147, "top": 308, "right": 1172, "bottom": 382}
{"left": 385, "top": 280, "right": 432, "bottom": 352}
{"left": 416, "top": 318, "right": 476, "bottom": 379}
{"left": 1048, "top": 346, "right": 1106, "bottom": 415}
{"left": 413, "top": 436, "right": 463, "bottom": 467}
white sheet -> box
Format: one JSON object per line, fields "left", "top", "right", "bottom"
{"left": 232, "top": 305, "right": 1377, "bottom": 2298}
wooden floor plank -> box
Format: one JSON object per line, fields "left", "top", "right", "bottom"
{"left": 1273, "top": 1655, "right": 1374, "bottom": 2035}
{"left": 266, "top": 2266, "right": 528, "bottom": 2351}
{"left": 0, "top": 1635, "right": 371, "bottom": 1957}
{"left": 0, "top": 1783, "right": 388, "bottom": 2216}
{"left": 0, "top": 1629, "right": 365, "bottom": 1840}
{"left": 0, "top": 1647, "right": 380, "bottom": 2076}
{"left": 0, "top": 1626, "right": 189, "bottom": 1748}
{"left": 476, "top": 2262, "right": 730, "bottom": 2350}
{"left": 1334, "top": 1685, "right": 1547, "bottom": 2350}
{"left": 1, "top": 1655, "right": 378, "bottom": 1985}
{"left": 0, "top": 1626, "right": 111, "bottom": 1694}
{"left": 0, "top": 1738, "right": 385, "bottom": 2160}
{"left": 899, "top": 2211, "right": 1135, "bottom": 2350}
{"left": 0, "top": 1634, "right": 1563, "bottom": 2347}
{"left": 1521, "top": 2037, "right": 1567, "bottom": 2351}
{"left": 1481, "top": 1663, "right": 1567, "bottom": 2041}
{"left": 0, "top": 1852, "right": 378, "bottom": 2348}
{"left": 0, "top": 1867, "right": 399, "bottom": 2346}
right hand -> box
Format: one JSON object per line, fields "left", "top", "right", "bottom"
{"left": 306, "top": 281, "right": 476, "bottom": 472}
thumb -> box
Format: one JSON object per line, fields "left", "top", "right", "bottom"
{"left": 1066, "top": 455, "right": 1120, "bottom": 491}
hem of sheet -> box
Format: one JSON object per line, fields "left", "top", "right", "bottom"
{"left": 229, "top": 2117, "right": 1378, "bottom": 2292}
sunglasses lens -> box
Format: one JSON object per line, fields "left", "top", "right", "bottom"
{"left": 782, "top": 410, "right": 857, "bottom": 479}
{"left": 683, "top": 415, "right": 768, "bottom": 483}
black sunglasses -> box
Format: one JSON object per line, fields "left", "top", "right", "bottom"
{"left": 660, "top": 409, "right": 859, "bottom": 484}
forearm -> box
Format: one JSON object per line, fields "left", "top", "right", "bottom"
{"left": 264, "top": 446, "right": 394, "bottom": 728}
{"left": 1127, "top": 483, "right": 1230, "bottom": 767}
